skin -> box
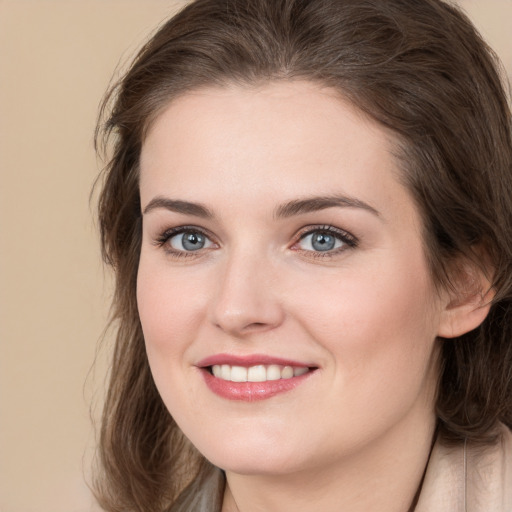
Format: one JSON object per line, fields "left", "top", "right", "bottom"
{"left": 137, "top": 81, "right": 485, "bottom": 512}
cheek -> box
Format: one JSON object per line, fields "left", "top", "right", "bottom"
{"left": 301, "top": 267, "right": 440, "bottom": 445}
{"left": 298, "top": 252, "right": 440, "bottom": 381}
{"left": 136, "top": 258, "right": 206, "bottom": 413}
{"left": 136, "top": 257, "right": 205, "bottom": 362}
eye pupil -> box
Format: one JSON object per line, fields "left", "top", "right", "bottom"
{"left": 182, "top": 232, "right": 205, "bottom": 251}
{"left": 312, "top": 232, "right": 335, "bottom": 251}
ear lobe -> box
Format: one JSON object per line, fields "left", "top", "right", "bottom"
{"left": 437, "top": 262, "right": 495, "bottom": 339}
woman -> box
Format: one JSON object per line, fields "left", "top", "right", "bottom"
{"left": 94, "top": 0, "right": 512, "bottom": 510}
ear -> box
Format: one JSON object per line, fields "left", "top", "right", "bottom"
{"left": 437, "top": 258, "right": 495, "bottom": 339}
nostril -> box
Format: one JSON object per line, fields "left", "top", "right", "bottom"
{"left": 241, "top": 321, "right": 275, "bottom": 334}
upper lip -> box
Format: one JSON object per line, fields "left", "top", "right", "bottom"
{"left": 196, "top": 353, "right": 315, "bottom": 368}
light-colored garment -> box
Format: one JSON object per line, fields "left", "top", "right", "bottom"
{"left": 416, "top": 424, "right": 512, "bottom": 511}
{"left": 172, "top": 425, "right": 512, "bottom": 511}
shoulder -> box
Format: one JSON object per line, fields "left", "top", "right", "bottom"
{"left": 467, "top": 424, "right": 512, "bottom": 511}
{"left": 416, "top": 424, "right": 512, "bottom": 512}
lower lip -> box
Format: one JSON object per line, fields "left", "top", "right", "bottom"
{"left": 200, "top": 368, "right": 314, "bottom": 401}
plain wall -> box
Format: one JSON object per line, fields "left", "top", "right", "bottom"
{"left": 0, "top": 1, "right": 510, "bottom": 511}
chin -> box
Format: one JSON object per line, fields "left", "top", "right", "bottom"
{"left": 208, "top": 451, "right": 302, "bottom": 476}
{"left": 191, "top": 428, "right": 307, "bottom": 476}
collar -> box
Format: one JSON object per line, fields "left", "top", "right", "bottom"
{"left": 415, "top": 424, "right": 512, "bottom": 512}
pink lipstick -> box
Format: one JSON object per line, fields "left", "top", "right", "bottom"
{"left": 196, "top": 354, "right": 316, "bottom": 401}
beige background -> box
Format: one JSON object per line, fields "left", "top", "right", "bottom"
{"left": 0, "top": 1, "right": 510, "bottom": 511}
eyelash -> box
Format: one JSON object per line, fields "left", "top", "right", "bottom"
{"left": 293, "top": 225, "right": 358, "bottom": 258}
{"left": 154, "top": 224, "right": 358, "bottom": 259}
{"left": 154, "top": 225, "right": 217, "bottom": 259}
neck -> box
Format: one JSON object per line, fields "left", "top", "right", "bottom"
{"left": 222, "top": 416, "right": 437, "bottom": 512}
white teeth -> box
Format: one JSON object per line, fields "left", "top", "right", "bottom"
{"left": 267, "top": 365, "right": 281, "bottom": 381}
{"left": 281, "top": 366, "right": 294, "bottom": 379}
{"left": 247, "top": 365, "right": 266, "bottom": 382}
{"left": 210, "top": 364, "right": 310, "bottom": 382}
{"left": 221, "top": 364, "right": 231, "bottom": 380}
{"left": 230, "top": 366, "right": 248, "bottom": 382}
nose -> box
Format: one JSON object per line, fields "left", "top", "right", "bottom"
{"left": 209, "top": 250, "right": 285, "bottom": 337}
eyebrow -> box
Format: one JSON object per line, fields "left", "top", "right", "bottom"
{"left": 142, "top": 196, "right": 214, "bottom": 218}
{"left": 274, "top": 195, "right": 380, "bottom": 219}
{"left": 142, "top": 194, "right": 380, "bottom": 219}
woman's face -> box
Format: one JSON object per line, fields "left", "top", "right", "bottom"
{"left": 138, "top": 81, "right": 446, "bottom": 475}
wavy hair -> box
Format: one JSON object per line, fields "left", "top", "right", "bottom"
{"left": 94, "top": 0, "right": 512, "bottom": 510}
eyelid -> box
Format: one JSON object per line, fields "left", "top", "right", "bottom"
{"left": 152, "top": 223, "right": 357, "bottom": 258}
{"left": 154, "top": 225, "right": 218, "bottom": 256}
{"left": 291, "top": 225, "right": 358, "bottom": 254}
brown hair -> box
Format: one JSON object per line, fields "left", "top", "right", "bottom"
{"left": 94, "top": 0, "right": 512, "bottom": 510}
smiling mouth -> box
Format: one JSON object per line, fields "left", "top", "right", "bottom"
{"left": 209, "top": 364, "right": 311, "bottom": 382}
{"left": 198, "top": 355, "right": 318, "bottom": 400}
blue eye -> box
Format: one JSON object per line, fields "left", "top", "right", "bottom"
{"left": 168, "top": 230, "right": 214, "bottom": 252}
{"left": 297, "top": 228, "right": 356, "bottom": 253}
{"left": 299, "top": 231, "right": 343, "bottom": 252}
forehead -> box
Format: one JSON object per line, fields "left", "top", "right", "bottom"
{"left": 141, "top": 81, "right": 390, "bottom": 165}
{"left": 139, "top": 81, "right": 411, "bottom": 223}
